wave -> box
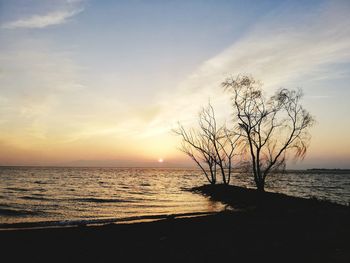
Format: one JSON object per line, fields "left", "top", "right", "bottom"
{"left": 20, "top": 196, "right": 51, "bottom": 201}
{"left": 0, "top": 208, "right": 44, "bottom": 217}
{"left": 18, "top": 196, "right": 139, "bottom": 203}
{"left": 5, "top": 187, "right": 29, "bottom": 192}
{"left": 74, "top": 198, "right": 134, "bottom": 203}
{"left": 34, "top": 181, "right": 49, "bottom": 184}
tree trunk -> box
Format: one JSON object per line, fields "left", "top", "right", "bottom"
{"left": 222, "top": 173, "right": 228, "bottom": 185}
{"left": 256, "top": 179, "right": 265, "bottom": 192}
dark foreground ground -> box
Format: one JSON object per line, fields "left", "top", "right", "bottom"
{"left": 1, "top": 185, "right": 349, "bottom": 263}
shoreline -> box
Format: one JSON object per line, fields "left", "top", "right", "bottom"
{"left": 0, "top": 211, "right": 219, "bottom": 230}
{"left": 191, "top": 184, "right": 349, "bottom": 209}
{"left": 1, "top": 185, "right": 349, "bottom": 262}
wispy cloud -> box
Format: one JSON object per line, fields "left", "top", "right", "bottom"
{"left": 2, "top": 5, "right": 83, "bottom": 29}
{"left": 149, "top": 0, "right": 350, "bottom": 131}
{"left": 184, "top": 2, "right": 350, "bottom": 90}
{"left": 0, "top": 38, "right": 85, "bottom": 142}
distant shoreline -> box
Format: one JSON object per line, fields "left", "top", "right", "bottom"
{"left": 306, "top": 168, "right": 350, "bottom": 172}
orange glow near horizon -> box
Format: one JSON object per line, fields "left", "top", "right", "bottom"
{"left": 0, "top": 124, "right": 349, "bottom": 168}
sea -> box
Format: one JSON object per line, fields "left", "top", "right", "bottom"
{"left": 0, "top": 167, "right": 349, "bottom": 228}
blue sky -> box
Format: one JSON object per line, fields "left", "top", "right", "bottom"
{"left": 0, "top": 0, "right": 349, "bottom": 168}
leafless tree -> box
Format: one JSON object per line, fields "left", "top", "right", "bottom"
{"left": 174, "top": 103, "right": 240, "bottom": 185}
{"left": 223, "top": 75, "right": 314, "bottom": 192}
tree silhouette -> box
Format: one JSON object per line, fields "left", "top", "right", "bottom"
{"left": 223, "top": 75, "right": 314, "bottom": 191}
{"left": 174, "top": 103, "right": 239, "bottom": 185}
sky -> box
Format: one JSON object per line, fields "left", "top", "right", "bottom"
{"left": 0, "top": 0, "right": 349, "bottom": 168}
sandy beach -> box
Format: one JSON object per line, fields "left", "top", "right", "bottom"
{"left": 1, "top": 185, "right": 349, "bottom": 263}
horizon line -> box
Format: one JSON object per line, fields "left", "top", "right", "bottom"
{"left": 1, "top": 165, "right": 349, "bottom": 171}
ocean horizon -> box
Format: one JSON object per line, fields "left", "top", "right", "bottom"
{"left": 1, "top": 167, "right": 349, "bottom": 228}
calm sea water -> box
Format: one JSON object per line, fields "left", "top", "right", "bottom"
{"left": 0, "top": 167, "right": 349, "bottom": 226}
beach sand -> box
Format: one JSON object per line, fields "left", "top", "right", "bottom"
{"left": 1, "top": 185, "right": 349, "bottom": 263}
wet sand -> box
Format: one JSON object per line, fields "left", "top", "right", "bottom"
{"left": 1, "top": 185, "right": 349, "bottom": 263}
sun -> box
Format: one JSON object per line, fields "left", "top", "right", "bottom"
{"left": 158, "top": 158, "right": 164, "bottom": 163}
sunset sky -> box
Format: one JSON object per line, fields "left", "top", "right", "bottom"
{"left": 0, "top": 0, "right": 349, "bottom": 168}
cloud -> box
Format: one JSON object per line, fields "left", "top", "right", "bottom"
{"left": 0, "top": 38, "right": 86, "bottom": 142}
{"left": 0, "top": 37, "right": 157, "bottom": 146}
{"left": 2, "top": 6, "right": 83, "bottom": 29}
{"left": 148, "top": 0, "right": 350, "bottom": 131}
{"left": 185, "top": 2, "right": 349, "bottom": 90}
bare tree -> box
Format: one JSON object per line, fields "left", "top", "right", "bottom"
{"left": 174, "top": 103, "right": 239, "bottom": 185}
{"left": 174, "top": 124, "right": 217, "bottom": 184}
{"left": 223, "top": 75, "right": 314, "bottom": 192}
